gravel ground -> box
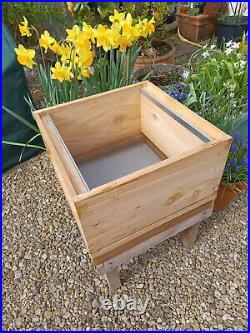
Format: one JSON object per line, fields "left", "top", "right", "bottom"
{"left": 2, "top": 153, "right": 248, "bottom": 330}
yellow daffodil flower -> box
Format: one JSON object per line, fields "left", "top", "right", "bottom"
{"left": 109, "top": 10, "right": 125, "bottom": 23}
{"left": 58, "top": 44, "right": 72, "bottom": 64}
{"left": 14, "top": 44, "right": 36, "bottom": 69}
{"left": 78, "top": 50, "right": 94, "bottom": 67}
{"left": 94, "top": 25, "right": 113, "bottom": 52}
{"left": 49, "top": 42, "right": 61, "bottom": 54}
{"left": 82, "top": 22, "right": 95, "bottom": 42}
{"left": 19, "top": 16, "right": 32, "bottom": 37}
{"left": 51, "top": 62, "right": 74, "bottom": 82}
{"left": 74, "top": 32, "right": 92, "bottom": 53}
{"left": 66, "top": 25, "right": 80, "bottom": 43}
{"left": 39, "top": 31, "right": 56, "bottom": 53}
{"left": 119, "top": 36, "right": 132, "bottom": 52}
{"left": 79, "top": 67, "right": 91, "bottom": 79}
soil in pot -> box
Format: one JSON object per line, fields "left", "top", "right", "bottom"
{"left": 135, "top": 39, "right": 176, "bottom": 68}
{"left": 140, "top": 41, "right": 171, "bottom": 59}
{"left": 135, "top": 64, "right": 185, "bottom": 87}
{"left": 213, "top": 181, "right": 247, "bottom": 212}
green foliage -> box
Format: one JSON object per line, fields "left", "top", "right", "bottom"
{"left": 82, "top": 43, "right": 140, "bottom": 96}
{"left": 67, "top": 2, "right": 119, "bottom": 26}
{"left": 2, "top": 106, "right": 45, "bottom": 161}
{"left": 187, "top": 2, "right": 206, "bottom": 16}
{"left": 38, "top": 65, "right": 82, "bottom": 107}
{"left": 222, "top": 133, "right": 247, "bottom": 184}
{"left": 185, "top": 37, "right": 248, "bottom": 135}
{"left": 185, "top": 35, "right": 248, "bottom": 184}
{"left": 2, "top": 2, "right": 67, "bottom": 46}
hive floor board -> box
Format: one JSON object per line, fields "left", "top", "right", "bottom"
{"left": 77, "top": 141, "right": 163, "bottom": 189}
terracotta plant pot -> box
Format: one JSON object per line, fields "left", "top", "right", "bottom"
{"left": 135, "top": 39, "right": 176, "bottom": 68}
{"left": 177, "top": 6, "right": 217, "bottom": 42}
{"left": 213, "top": 182, "right": 247, "bottom": 212}
{"left": 203, "top": 2, "right": 228, "bottom": 17}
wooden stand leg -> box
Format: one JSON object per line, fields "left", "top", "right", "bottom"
{"left": 106, "top": 268, "right": 121, "bottom": 292}
{"left": 181, "top": 222, "right": 200, "bottom": 248}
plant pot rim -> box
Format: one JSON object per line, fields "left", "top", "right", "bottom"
{"left": 220, "top": 181, "right": 248, "bottom": 191}
{"left": 136, "top": 39, "right": 176, "bottom": 66}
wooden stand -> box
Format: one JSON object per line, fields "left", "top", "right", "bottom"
{"left": 34, "top": 82, "right": 231, "bottom": 292}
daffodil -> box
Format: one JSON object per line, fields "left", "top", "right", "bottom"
{"left": 109, "top": 28, "right": 121, "bottom": 49}
{"left": 119, "top": 35, "right": 132, "bottom": 52}
{"left": 14, "top": 44, "right": 36, "bottom": 69}
{"left": 74, "top": 32, "right": 92, "bottom": 53}
{"left": 49, "top": 42, "right": 61, "bottom": 54}
{"left": 109, "top": 10, "right": 125, "bottom": 23}
{"left": 78, "top": 67, "right": 91, "bottom": 79}
{"left": 19, "top": 16, "right": 32, "bottom": 37}
{"left": 78, "top": 50, "right": 94, "bottom": 67}
{"left": 82, "top": 22, "right": 95, "bottom": 42}
{"left": 58, "top": 44, "right": 72, "bottom": 64}
{"left": 94, "top": 25, "right": 113, "bottom": 52}
{"left": 51, "top": 62, "right": 74, "bottom": 82}
{"left": 39, "top": 31, "right": 56, "bottom": 53}
{"left": 66, "top": 25, "right": 80, "bottom": 43}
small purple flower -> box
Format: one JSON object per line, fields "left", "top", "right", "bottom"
{"left": 242, "top": 156, "right": 248, "bottom": 167}
{"left": 231, "top": 158, "right": 238, "bottom": 168}
{"left": 233, "top": 132, "right": 241, "bottom": 142}
{"left": 175, "top": 83, "right": 184, "bottom": 91}
{"left": 224, "top": 163, "right": 230, "bottom": 172}
{"left": 230, "top": 143, "right": 238, "bottom": 153}
{"left": 234, "top": 165, "right": 240, "bottom": 173}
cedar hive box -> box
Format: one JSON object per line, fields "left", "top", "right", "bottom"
{"left": 35, "top": 82, "right": 231, "bottom": 290}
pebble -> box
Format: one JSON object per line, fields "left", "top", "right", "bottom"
{"left": 2, "top": 153, "right": 247, "bottom": 330}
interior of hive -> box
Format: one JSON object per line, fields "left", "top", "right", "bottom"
{"left": 50, "top": 85, "right": 205, "bottom": 190}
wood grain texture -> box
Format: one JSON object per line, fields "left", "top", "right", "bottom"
{"left": 142, "top": 82, "right": 231, "bottom": 142}
{"left": 141, "top": 93, "right": 203, "bottom": 156}
{"left": 75, "top": 139, "right": 230, "bottom": 262}
{"left": 50, "top": 86, "right": 142, "bottom": 160}
{"left": 97, "top": 204, "right": 212, "bottom": 274}
{"left": 181, "top": 222, "right": 200, "bottom": 248}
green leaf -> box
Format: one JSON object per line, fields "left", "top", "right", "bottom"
{"left": 2, "top": 140, "right": 45, "bottom": 150}
{"left": 2, "top": 106, "right": 40, "bottom": 133}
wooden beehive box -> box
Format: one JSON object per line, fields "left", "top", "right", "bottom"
{"left": 34, "top": 81, "right": 231, "bottom": 291}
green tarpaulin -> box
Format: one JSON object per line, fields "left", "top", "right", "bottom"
{"left": 2, "top": 23, "right": 42, "bottom": 172}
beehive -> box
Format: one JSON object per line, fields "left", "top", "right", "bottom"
{"left": 35, "top": 81, "right": 231, "bottom": 291}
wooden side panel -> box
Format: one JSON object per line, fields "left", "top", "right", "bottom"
{"left": 141, "top": 93, "right": 203, "bottom": 157}
{"left": 50, "top": 86, "right": 141, "bottom": 160}
{"left": 143, "top": 82, "right": 231, "bottom": 141}
{"left": 75, "top": 139, "right": 231, "bottom": 262}
{"left": 34, "top": 114, "right": 87, "bottom": 243}
{"left": 96, "top": 200, "right": 213, "bottom": 271}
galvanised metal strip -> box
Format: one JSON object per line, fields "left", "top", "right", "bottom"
{"left": 141, "top": 88, "right": 211, "bottom": 143}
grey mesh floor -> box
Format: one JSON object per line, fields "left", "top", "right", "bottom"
{"left": 77, "top": 142, "right": 162, "bottom": 189}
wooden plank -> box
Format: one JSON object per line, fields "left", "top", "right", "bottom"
{"left": 143, "top": 82, "right": 231, "bottom": 142}
{"left": 34, "top": 81, "right": 147, "bottom": 118}
{"left": 74, "top": 139, "right": 230, "bottom": 256}
{"left": 181, "top": 222, "right": 200, "bottom": 248}
{"left": 141, "top": 93, "right": 203, "bottom": 157}
{"left": 97, "top": 203, "right": 213, "bottom": 274}
{"left": 34, "top": 115, "right": 88, "bottom": 245}
{"left": 42, "top": 115, "right": 88, "bottom": 194}
{"left": 48, "top": 87, "right": 142, "bottom": 159}
{"left": 94, "top": 200, "right": 212, "bottom": 266}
